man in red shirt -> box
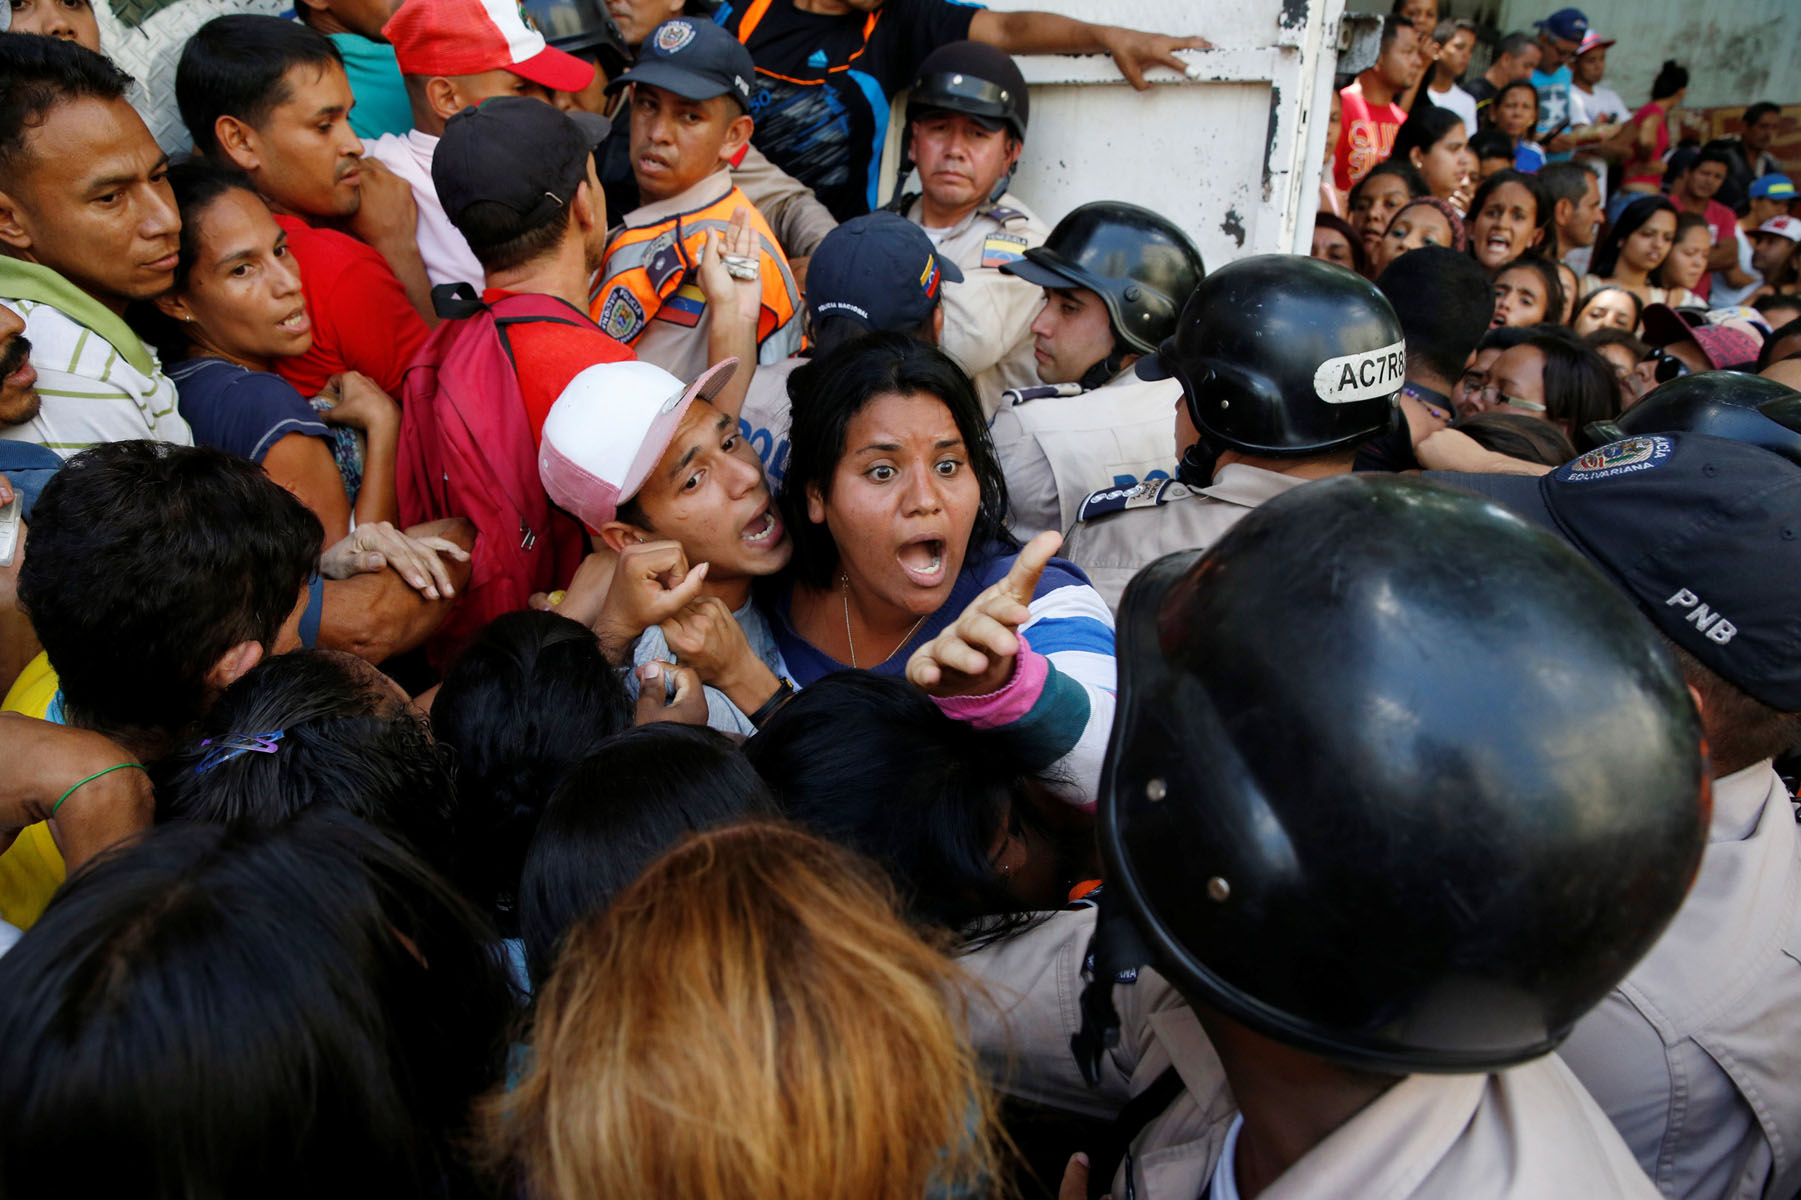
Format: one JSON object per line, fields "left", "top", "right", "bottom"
{"left": 1669, "top": 146, "right": 1749, "bottom": 302}
{"left": 431, "top": 98, "right": 636, "bottom": 440}
{"left": 175, "top": 16, "right": 431, "bottom": 399}
{"left": 1334, "top": 16, "right": 1424, "bottom": 192}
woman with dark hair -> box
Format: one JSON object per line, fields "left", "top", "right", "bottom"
{"left": 1476, "top": 327, "right": 1620, "bottom": 436}
{"left": 517, "top": 724, "right": 774, "bottom": 987}
{"left": 1451, "top": 411, "right": 1576, "bottom": 466}
{"left": 1484, "top": 79, "right": 1545, "bottom": 172}
{"left": 0, "top": 810, "right": 514, "bottom": 1199}
{"left": 431, "top": 610, "right": 633, "bottom": 938}
{"left": 1490, "top": 255, "right": 1564, "bottom": 328}
{"left": 746, "top": 672, "right": 1085, "bottom": 938}
{"left": 1347, "top": 159, "right": 1426, "bottom": 269}
{"left": 135, "top": 162, "right": 397, "bottom": 543}
{"left": 155, "top": 649, "right": 456, "bottom": 870}
{"left": 1582, "top": 195, "right": 1685, "bottom": 306}
{"left": 1311, "top": 211, "right": 1368, "bottom": 276}
{"left": 1573, "top": 284, "right": 1644, "bottom": 337}
{"left": 1466, "top": 169, "right": 1552, "bottom": 274}
{"left": 768, "top": 333, "right": 1116, "bottom": 806}
{"left": 1622, "top": 61, "right": 1690, "bottom": 200}
{"left": 1369, "top": 195, "right": 1465, "bottom": 276}
{"left": 1389, "top": 103, "right": 1473, "bottom": 212}
{"left": 1657, "top": 212, "right": 1714, "bottom": 304}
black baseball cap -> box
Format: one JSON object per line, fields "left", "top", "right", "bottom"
{"left": 1434, "top": 432, "right": 1801, "bottom": 711}
{"left": 433, "top": 97, "right": 611, "bottom": 247}
{"left": 806, "top": 213, "right": 963, "bottom": 348}
{"left": 607, "top": 17, "right": 755, "bottom": 113}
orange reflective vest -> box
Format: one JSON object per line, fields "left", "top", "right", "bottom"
{"left": 590, "top": 175, "right": 803, "bottom": 367}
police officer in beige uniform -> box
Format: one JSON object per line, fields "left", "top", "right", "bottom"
{"left": 1062, "top": 255, "right": 1407, "bottom": 613}
{"left": 963, "top": 472, "right": 1710, "bottom": 1200}
{"left": 890, "top": 41, "right": 1048, "bottom": 417}
{"left": 1437, "top": 378, "right": 1801, "bottom": 1200}
{"left": 988, "top": 202, "right": 1204, "bottom": 538}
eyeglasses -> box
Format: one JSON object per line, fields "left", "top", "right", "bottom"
{"left": 1641, "top": 346, "right": 1693, "bottom": 384}
{"left": 1478, "top": 381, "right": 1547, "bottom": 413}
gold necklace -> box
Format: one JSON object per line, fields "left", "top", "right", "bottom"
{"left": 842, "top": 573, "right": 928, "bottom": 669}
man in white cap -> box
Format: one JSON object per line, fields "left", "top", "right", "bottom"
{"left": 539, "top": 357, "right": 795, "bottom": 735}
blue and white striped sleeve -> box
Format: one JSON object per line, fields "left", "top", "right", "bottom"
{"left": 1017, "top": 559, "right": 1117, "bottom": 806}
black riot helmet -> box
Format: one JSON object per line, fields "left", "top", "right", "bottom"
{"left": 1001, "top": 202, "right": 1205, "bottom": 374}
{"left": 905, "top": 40, "right": 1029, "bottom": 142}
{"left": 1137, "top": 255, "right": 1405, "bottom": 472}
{"left": 1098, "top": 474, "right": 1708, "bottom": 1074}
{"left": 518, "top": 0, "right": 630, "bottom": 77}
{"left": 1581, "top": 370, "right": 1801, "bottom": 464}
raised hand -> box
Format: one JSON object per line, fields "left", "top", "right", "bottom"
{"left": 594, "top": 540, "right": 709, "bottom": 660}
{"left": 907, "top": 529, "right": 1059, "bottom": 698}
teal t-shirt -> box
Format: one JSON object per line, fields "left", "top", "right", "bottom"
{"left": 329, "top": 32, "right": 413, "bottom": 141}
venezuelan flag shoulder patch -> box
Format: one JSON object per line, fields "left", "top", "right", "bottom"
{"left": 980, "top": 233, "right": 1028, "bottom": 269}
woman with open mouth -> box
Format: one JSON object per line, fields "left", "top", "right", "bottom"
{"left": 1466, "top": 168, "right": 1554, "bottom": 277}
{"left": 768, "top": 333, "right": 1118, "bottom": 808}
{"left": 133, "top": 162, "right": 399, "bottom": 545}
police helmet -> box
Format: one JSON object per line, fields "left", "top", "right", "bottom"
{"left": 905, "top": 41, "right": 1029, "bottom": 142}
{"left": 518, "top": 0, "right": 629, "bottom": 75}
{"left": 1581, "top": 370, "right": 1801, "bottom": 464}
{"left": 1100, "top": 474, "right": 1708, "bottom": 1073}
{"left": 1001, "top": 202, "right": 1205, "bottom": 358}
{"left": 1138, "top": 255, "right": 1404, "bottom": 460}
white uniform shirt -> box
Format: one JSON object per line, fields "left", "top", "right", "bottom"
{"left": 365, "top": 129, "right": 486, "bottom": 291}
{"left": 904, "top": 192, "right": 1048, "bottom": 417}
{"left": 990, "top": 367, "right": 1183, "bottom": 539}
{"left": 1560, "top": 761, "right": 1801, "bottom": 1200}
{"left": 962, "top": 907, "right": 1660, "bottom": 1199}
{"left": 1063, "top": 464, "right": 1312, "bottom": 614}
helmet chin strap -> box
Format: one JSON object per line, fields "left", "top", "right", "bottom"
{"left": 1078, "top": 341, "right": 1128, "bottom": 392}
{"left": 988, "top": 163, "right": 1015, "bottom": 205}
{"left": 1071, "top": 887, "right": 1155, "bottom": 1087}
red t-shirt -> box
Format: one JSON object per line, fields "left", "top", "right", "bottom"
{"left": 1688, "top": 198, "right": 1738, "bottom": 301}
{"left": 272, "top": 215, "right": 429, "bottom": 400}
{"left": 483, "top": 288, "right": 634, "bottom": 445}
{"left": 1334, "top": 84, "right": 1407, "bottom": 192}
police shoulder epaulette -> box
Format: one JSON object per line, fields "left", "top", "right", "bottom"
{"left": 985, "top": 205, "right": 1026, "bottom": 224}
{"left": 1001, "top": 382, "right": 1085, "bottom": 406}
{"left": 1076, "top": 478, "right": 1194, "bottom": 523}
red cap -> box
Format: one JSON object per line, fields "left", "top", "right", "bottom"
{"left": 384, "top": 0, "right": 595, "bottom": 93}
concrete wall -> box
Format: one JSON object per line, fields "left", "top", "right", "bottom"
{"left": 1487, "top": 0, "right": 1801, "bottom": 110}
{"left": 1348, "top": 0, "right": 1801, "bottom": 110}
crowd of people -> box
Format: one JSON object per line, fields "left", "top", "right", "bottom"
{"left": 0, "top": 0, "right": 1797, "bottom": 1197}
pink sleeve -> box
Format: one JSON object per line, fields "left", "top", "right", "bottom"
{"left": 932, "top": 634, "right": 1048, "bottom": 730}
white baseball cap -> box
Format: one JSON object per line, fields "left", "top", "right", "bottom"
{"left": 539, "top": 357, "right": 738, "bottom": 530}
{"left": 1757, "top": 216, "right": 1801, "bottom": 244}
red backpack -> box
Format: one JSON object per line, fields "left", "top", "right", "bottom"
{"left": 397, "top": 287, "right": 590, "bottom": 665}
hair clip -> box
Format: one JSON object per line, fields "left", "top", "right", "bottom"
{"left": 193, "top": 730, "right": 286, "bottom": 775}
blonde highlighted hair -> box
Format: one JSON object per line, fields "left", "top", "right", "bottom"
{"left": 482, "top": 821, "right": 1006, "bottom": 1200}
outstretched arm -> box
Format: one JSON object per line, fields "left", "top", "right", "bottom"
{"left": 968, "top": 9, "right": 1211, "bottom": 89}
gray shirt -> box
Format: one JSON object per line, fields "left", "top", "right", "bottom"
{"left": 625, "top": 597, "right": 790, "bottom": 737}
